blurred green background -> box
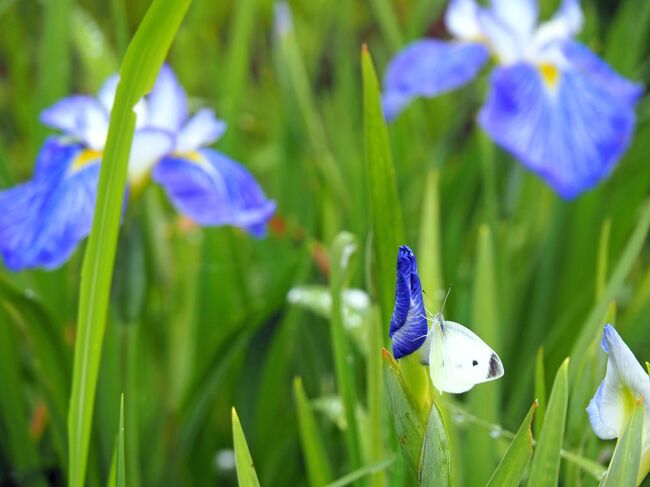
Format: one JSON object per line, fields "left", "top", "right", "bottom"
{"left": 1, "top": 0, "right": 650, "bottom": 485}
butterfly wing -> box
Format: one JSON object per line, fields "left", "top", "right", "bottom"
{"left": 428, "top": 318, "right": 504, "bottom": 394}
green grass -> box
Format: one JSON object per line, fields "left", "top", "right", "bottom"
{"left": 0, "top": 0, "right": 650, "bottom": 485}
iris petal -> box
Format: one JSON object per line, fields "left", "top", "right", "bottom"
{"left": 147, "top": 64, "right": 189, "bottom": 133}
{"left": 152, "top": 148, "right": 276, "bottom": 236}
{"left": 34, "top": 137, "right": 87, "bottom": 179}
{"left": 587, "top": 325, "right": 650, "bottom": 440}
{"left": 445, "top": 0, "right": 483, "bottom": 40}
{"left": 490, "top": 0, "right": 537, "bottom": 45}
{"left": 0, "top": 142, "right": 102, "bottom": 270}
{"left": 389, "top": 245, "right": 428, "bottom": 359}
{"left": 478, "top": 62, "right": 637, "bottom": 198}
{"left": 40, "top": 96, "right": 108, "bottom": 150}
{"left": 97, "top": 75, "right": 120, "bottom": 112}
{"left": 562, "top": 42, "right": 643, "bottom": 104}
{"left": 128, "top": 128, "right": 175, "bottom": 183}
{"left": 97, "top": 74, "right": 148, "bottom": 128}
{"left": 382, "top": 40, "right": 489, "bottom": 120}
{"left": 476, "top": 9, "right": 522, "bottom": 64}
{"left": 586, "top": 381, "right": 619, "bottom": 440}
{"left": 532, "top": 0, "right": 583, "bottom": 51}
{"left": 175, "top": 109, "right": 227, "bottom": 153}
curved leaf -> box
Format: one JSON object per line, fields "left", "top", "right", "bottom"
{"left": 382, "top": 349, "right": 424, "bottom": 481}
{"left": 418, "top": 398, "right": 452, "bottom": 486}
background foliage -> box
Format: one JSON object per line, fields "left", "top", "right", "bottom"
{"left": 1, "top": 0, "right": 650, "bottom": 485}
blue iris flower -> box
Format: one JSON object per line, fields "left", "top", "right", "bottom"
{"left": 382, "top": 0, "right": 643, "bottom": 198}
{"left": 389, "top": 245, "right": 428, "bottom": 359}
{"left": 0, "top": 65, "right": 276, "bottom": 271}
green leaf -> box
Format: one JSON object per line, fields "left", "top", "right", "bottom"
{"left": 466, "top": 224, "right": 501, "bottom": 485}
{"left": 417, "top": 170, "right": 444, "bottom": 311}
{"left": 117, "top": 395, "right": 126, "bottom": 487}
{"left": 569, "top": 201, "right": 650, "bottom": 384}
{"left": 382, "top": 349, "right": 425, "bottom": 481}
{"left": 325, "top": 457, "right": 396, "bottom": 487}
{"left": 329, "top": 232, "right": 363, "bottom": 470}
{"left": 604, "top": 0, "right": 650, "bottom": 77}
{"left": 360, "top": 45, "right": 405, "bottom": 325}
{"left": 528, "top": 358, "right": 569, "bottom": 487}
{"left": 486, "top": 401, "right": 538, "bottom": 487}
{"left": 534, "top": 347, "right": 547, "bottom": 439}
{"left": 293, "top": 377, "right": 334, "bottom": 487}
{"left": 418, "top": 398, "right": 452, "bottom": 487}
{"left": 71, "top": 6, "right": 118, "bottom": 89}
{"left": 367, "top": 306, "right": 387, "bottom": 487}
{"left": 604, "top": 399, "right": 644, "bottom": 487}
{"left": 67, "top": 2, "right": 191, "bottom": 486}
{"left": 362, "top": 45, "right": 431, "bottom": 413}
{"left": 368, "top": 0, "right": 402, "bottom": 51}
{"left": 0, "top": 304, "right": 43, "bottom": 481}
{"left": 232, "top": 407, "right": 261, "bottom": 487}
{"left": 0, "top": 276, "right": 69, "bottom": 464}
{"left": 559, "top": 450, "right": 606, "bottom": 482}
{"left": 106, "top": 394, "right": 126, "bottom": 487}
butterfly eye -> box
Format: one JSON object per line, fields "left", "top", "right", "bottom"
{"left": 472, "top": 360, "right": 478, "bottom": 366}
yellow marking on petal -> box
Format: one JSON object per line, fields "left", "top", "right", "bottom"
{"left": 177, "top": 150, "right": 203, "bottom": 164}
{"left": 621, "top": 385, "right": 639, "bottom": 423}
{"left": 539, "top": 63, "right": 560, "bottom": 89}
{"left": 72, "top": 149, "right": 102, "bottom": 171}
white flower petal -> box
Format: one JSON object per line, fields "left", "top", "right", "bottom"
{"left": 445, "top": 0, "right": 483, "bottom": 40}
{"left": 587, "top": 325, "right": 650, "bottom": 440}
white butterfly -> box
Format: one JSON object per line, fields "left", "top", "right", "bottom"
{"left": 421, "top": 312, "right": 504, "bottom": 394}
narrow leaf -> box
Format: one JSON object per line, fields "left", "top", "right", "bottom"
{"left": 67, "top": 2, "right": 191, "bottom": 486}
{"left": 466, "top": 224, "right": 501, "bottom": 485}
{"left": 117, "top": 395, "right": 126, "bottom": 487}
{"left": 329, "top": 232, "right": 363, "bottom": 469}
{"left": 367, "top": 306, "right": 387, "bottom": 487}
{"left": 528, "top": 358, "right": 570, "bottom": 487}
{"left": 417, "top": 170, "right": 443, "bottom": 311}
{"left": 486, "top": 401, "right": 538, "bottom": 487}
{"left": 534, "top": 347, "right": 547, "bottom": 439}
{"left": 232, "top": 408, "right": 261, "bottom": 487}
{"left": 293, "top": 377, "right": 334, "bottom": 487}
{"left": 325, "top": 457, "right": 396, "bottom": 487}
{"left": 569, "top": 201, "right": 650, "bottom": 384}
{"left": 361, "top": 45, "right": 405, "bottom": 325}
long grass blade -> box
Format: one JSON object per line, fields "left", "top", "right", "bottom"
{"left": 293, "top": 377, "right": 334, "bottom": 487}
{"left": 486, "top": 401, "right": 538, "bottom": 487}
{"left": 67, "top": 2, "right": 191, "bottom": 486}
{"left": 528, "top": 358, "right": 569, "bottom": 487}
{"left": 232, "top": 407, "right": 261, "bottom": 487}
{"left": 329, "top": 232, "right": 363, "bottom": 471}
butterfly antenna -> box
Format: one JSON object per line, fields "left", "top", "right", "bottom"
{"left": 440, "top": 286, "right": 452, "bottom": 314}
{"left": 418, "top": 312, "right": 434, "bottom": 323}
